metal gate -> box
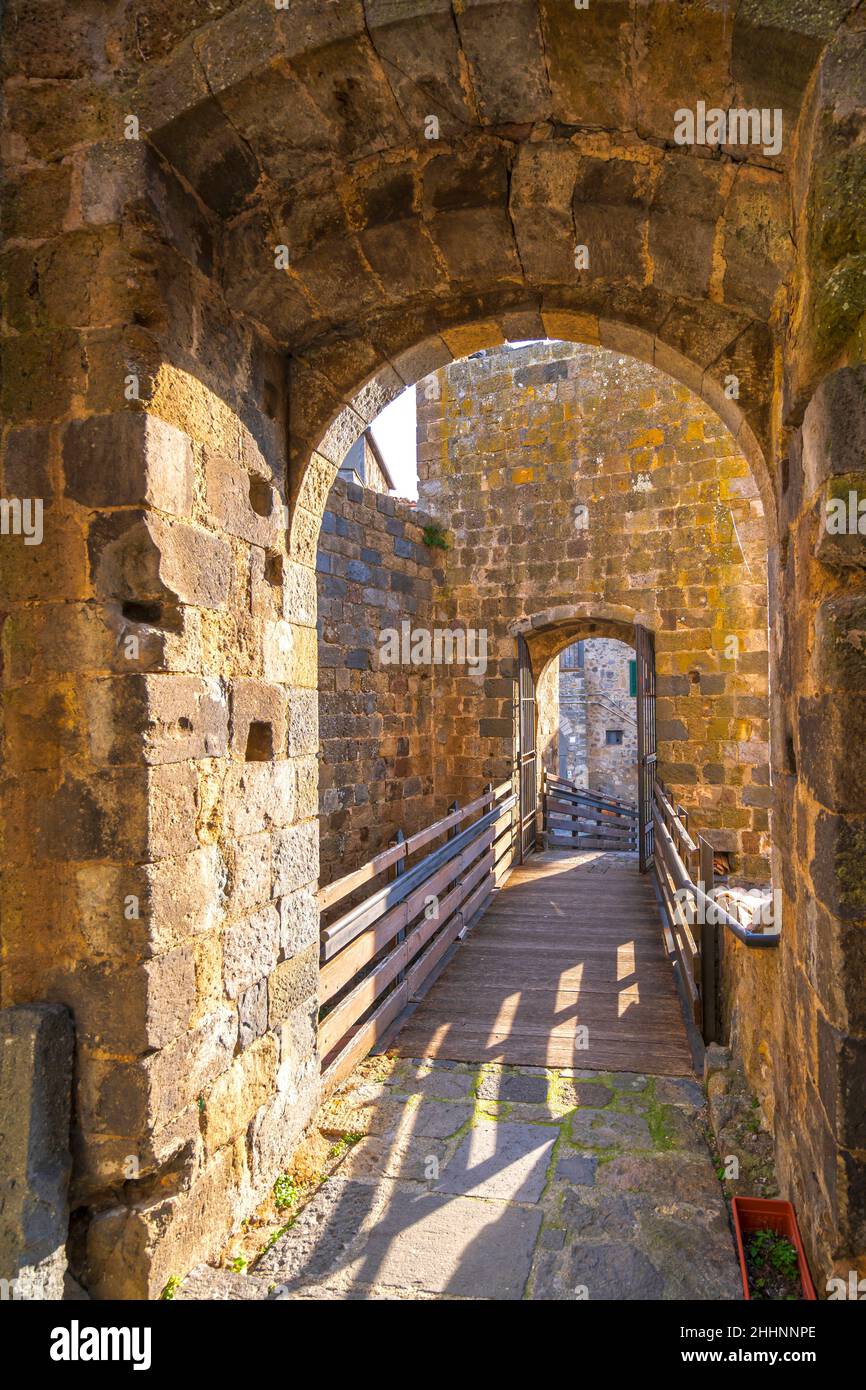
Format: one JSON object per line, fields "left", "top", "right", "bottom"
{"left": 517, "top": 635, "right": 537, "bottom": 861}
{"left": 635, "top": 624, "right": 657, "bottom": 873}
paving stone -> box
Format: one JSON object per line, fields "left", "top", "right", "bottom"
{"left": 319, "top": 1093, "right": 405, "bottom": 1138}
{"left": 256, "top": 1178, "right": 383, "bottom": 1284}
{"left": 339, "top": 1189, "right": 543, "bottom": 1299}
{"left": 531, "top": 1241, "right": 666, "bottom": 1301}
{"left": 652, "top": 1077, "right": 705, "bottom": 1109}
{"left": 507, "top": 1104, "right": 562, "bottom": 1125}
{"left": 335, "top": 1133, "right": 450, "bottom": 1184}
{"left": 540, "top": 1226, "right": 566, "bottom": 1251}
{"left": 610, "top": 1089, "right": 652, "bottom": 1114}
{"left": 436, "top": 1121, "right": 556, "bottom": 1203}
{"left": 569, "top": 1109, "right": 652, "bottom": 1150}
{"left": 403, "top": 1101, "right": 473, "bottom": 1140}
{"left": 555, "top": 1152, "right": 598, "bottom": 1186}
{"left": 477, "top": 1070, "right": 549, "bottom": 1104}
{"left": 635, "top": 1210, "right": 741, "bottom": 1300}
{"left": 609, "top": 1073, "right": 649, "bottom": 1091}
{"left": 559, "top": 1190, "right": 642, "bottom": 1240}
{"left": 653, "top": 1104, "right": 705, "bottom": 1150}
{"left": 597, "top": 1153, "right": 723, "bottom": 1207}
{"left": 391, "top": 1066, "right": 477, "bottom": 1102}
{"left": 557, "top": 1079, "right": 614, "bottom": 1109}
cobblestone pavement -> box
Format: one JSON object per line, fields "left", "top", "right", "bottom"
{"left": 180, "top": 1055, "right": 741, "bottom": 1301}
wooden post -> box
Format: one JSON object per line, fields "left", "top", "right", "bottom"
{"left": 699, "top": 835, "right": 717, "bottom": 1044}
{"left": 447, "top": 800, "right": 459, "bottom": 840}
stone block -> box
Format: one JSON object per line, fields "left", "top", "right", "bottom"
{"left": 63, "top": 412, "right": 194, "bottom": 515}
{"left": 230, "top": 679, "right": 288, "bottom": 760}
{"left": 812, "top": 812, "right": 866, "bottom": 921}
{"left": 204, "top": 449, "right": 284, "bottom": 548}
{"left": 83, "top": 1141, "right": 248, "bottom": 1300}
{"left": 203, "top": 1034, "right": 279, "bottom": 1154}
{"left": 272, "top": 820, "right": 319, "bottom": 897}
{"left": 802, "top": 366, "right": 866, "bottom": 499}
{"left": 224, "top": 761, "right": 296, "bottom": 837}
{"left": 222, "top": 905, "right": 281, "bottom": 1000}
{"left": 88, "top": 511, "right": 231, "bottom": 610}
{"left": 141, "top": 1008, "right": 239, "bottom": 1133}
{"left": 279, "top": 888, "right": 319, "bottom": 960}
{"left": 813, "top": 590, "right": 866, "bottom": 690}
{"left": 0, "top": 1005, "right": 73, "bottom": 1300}
{"left": 267, "top": 944, "right": 319, "bottom": 1029}
{"left": 86, "top": 674, "right": 229, "bottom": 765}
{"left": 798, "top": 695, "right": 866, "bottom": 813}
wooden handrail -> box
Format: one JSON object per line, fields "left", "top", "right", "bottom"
{"left": 318, "top": 783, "right": 505, "bottom": 911}
{"left": 318, "top": 780, "right": 518, "bottom": 1092}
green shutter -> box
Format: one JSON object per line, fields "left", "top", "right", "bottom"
{"left": 629, "top": 659, "right": 637, "bottom": 697}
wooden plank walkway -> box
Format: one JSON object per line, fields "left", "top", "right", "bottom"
{"left": 393, "top": 850, "right": 694, "bottom": 1075}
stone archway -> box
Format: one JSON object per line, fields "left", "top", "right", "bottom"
{"left": 1, "top": 0, "right": 864, "bottom": 1297}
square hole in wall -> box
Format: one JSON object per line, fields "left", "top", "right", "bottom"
{"left": 605, "top": 729, "right": 624, "bottom": 745}
{"left": 264, "top": 551, "right": 283, "bottom": 586}
{"left": 249, "top": 475, "right": 273, "bottom": 517}
{"left": 245, "top": 721, "right": 273, "bottom": 761}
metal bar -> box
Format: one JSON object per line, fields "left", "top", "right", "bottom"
{"left": 699, "top": 836, "right": 718, "bottom": 1044}
{"left": 652, "top": 804, "right": 778, "bottom": 948}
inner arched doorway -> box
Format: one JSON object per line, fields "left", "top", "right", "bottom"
{"left": 517, "top": 615, "right": 658, "bottom": 874}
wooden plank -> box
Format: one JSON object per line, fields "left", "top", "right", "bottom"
{"left": 391, "top": 847, "right": 695, "bottom": 1075}
{"left": 320, "top": 808, "right": 508, "bottom": 960}
{"left": 321, "top": 982, "right": 409, "bottom": 1094}
{"left": 317, "top": 838, "right": 406, "bottom": 912}
{"left": 319, "top": 846, "right": 496, "bottom": 1055}
{"left": 318, "top": 786, "right": 500, "bottom": 911}
{"left": 319, "top": 829, "right": 493, "bottom": 1004}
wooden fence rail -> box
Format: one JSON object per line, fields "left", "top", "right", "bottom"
{"left": 542, "top": 771, "right": 638, "bottom": 851}
{"left": 318, "top": 779, "right": 517, "bottom": 1092}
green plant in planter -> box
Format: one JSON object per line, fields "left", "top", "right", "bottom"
{"left": 422, "top": 522, "right": 450, "bottom": 551}
{"left": 745, "top": 1229, "right": 801, "bottom": 1300}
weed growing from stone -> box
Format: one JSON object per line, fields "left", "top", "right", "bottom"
{"left": 421, "top": 522, "right": 449, "bottom": 550}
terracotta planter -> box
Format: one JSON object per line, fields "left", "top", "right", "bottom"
{"left": 731, "top": 1196, "right": 817, "bottom": 1300}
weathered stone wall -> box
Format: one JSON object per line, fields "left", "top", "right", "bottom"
{"left": 536, "top": 655, "right": 559, "bottom": 782}
{"left": 584, "top": 638, "right": 638, "bottom": 802}
{"left": 420, "top": 341, "right": 772, "bottom": 880}
{"left": 1, "top": 0, "right": 863, "bottom": 1298}
{"left": 0, "top": 90, "right": 321, "bottom": 1298}
{"left": 765, "top": 26, "right": 866, "bottom": 1288}
{"left": 557, "top": 652, "right": 587, "bottom": 785}
{"left": 316, "top": 475, "right": 438, "bottom": 885}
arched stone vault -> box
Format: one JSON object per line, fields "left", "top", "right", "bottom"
{"left": 518, "top": 611, "right": 638, "bottom": 684}
{"left": 2, "top": 0, "right": 865, "bottom": 1298}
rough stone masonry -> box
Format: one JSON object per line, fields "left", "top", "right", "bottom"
{"left": 0, "top": 0, "right": 864, "bottom": 1297}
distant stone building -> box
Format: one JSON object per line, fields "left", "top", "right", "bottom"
{"left": 558, "top": 639, "right": 638, "bottom": 802}
{"left": 338, "top": 430, "right": 394, "bottom": 496}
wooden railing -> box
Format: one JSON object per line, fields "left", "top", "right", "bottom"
{"left": 317, "top": 779, "right": 517, "bottom": 1092}
{"left": 652, "top": 780, "right": 779, "bottom": 1044}
{"left": 542, "top": 771, "right": 638, "bottom": 851}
